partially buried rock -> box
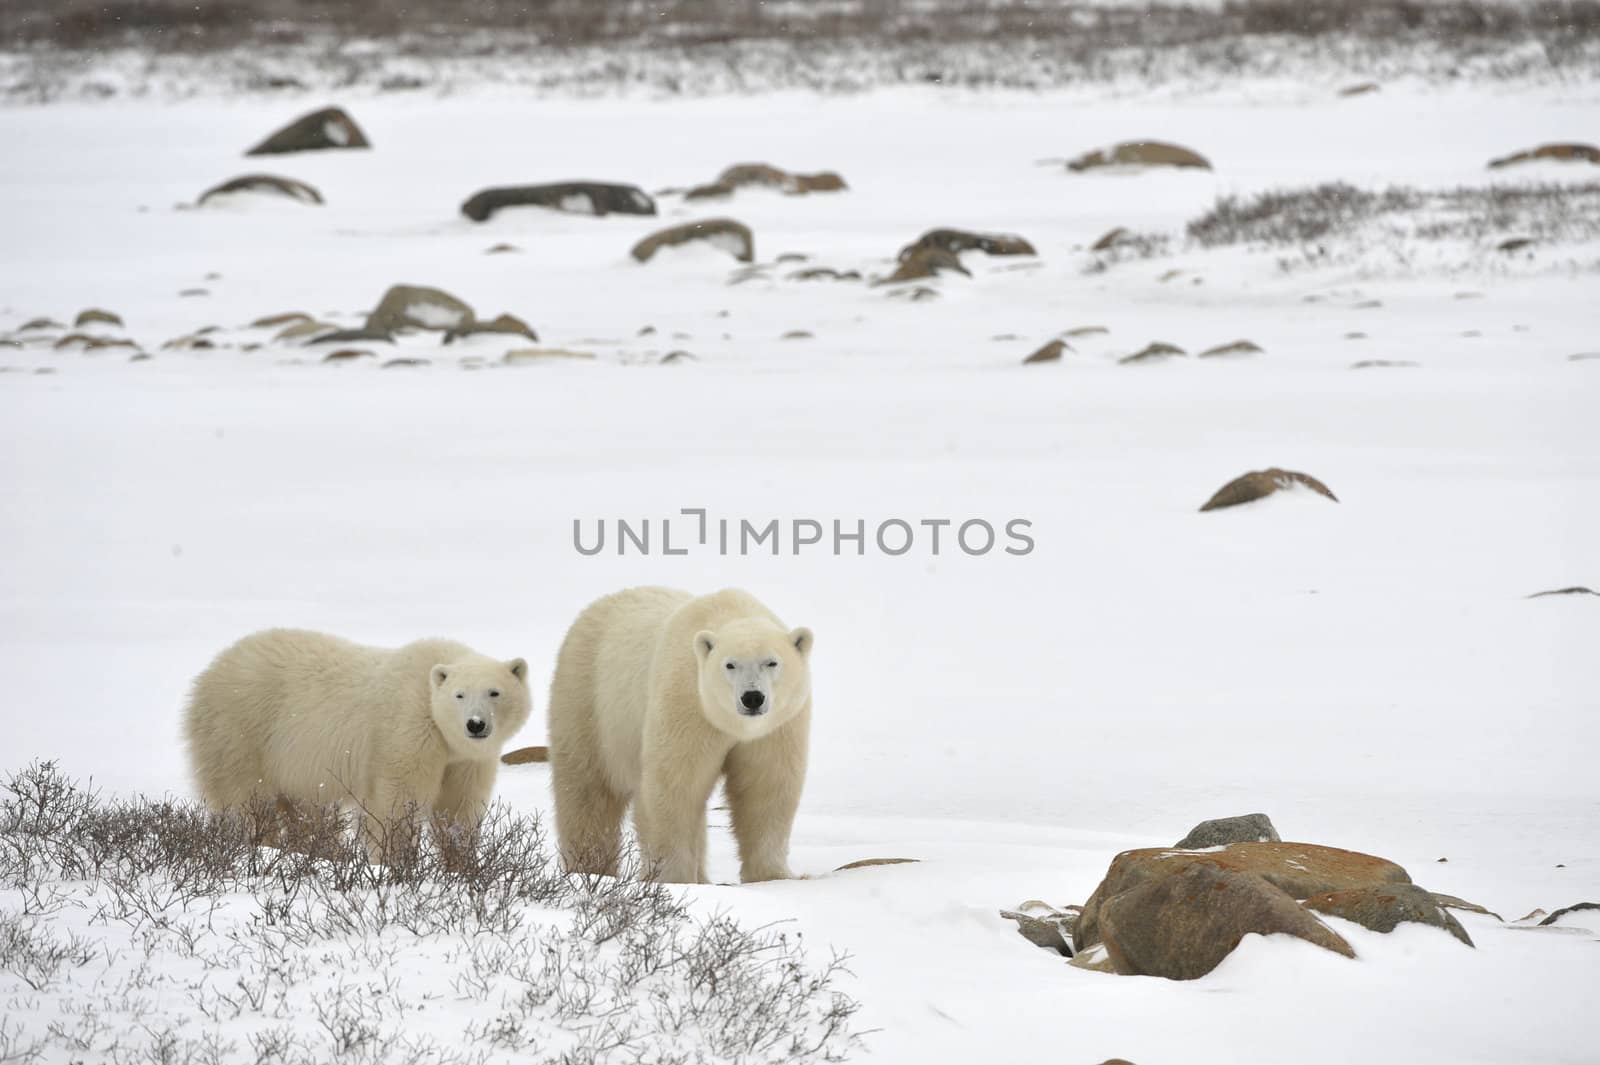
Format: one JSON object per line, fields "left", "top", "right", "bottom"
{"left": 686, "top": 162, "right": 849, "bottom": 199}
{"left": 882, "top": 246, "right": 969, "bottom": 284}
{"left": 307, "top": 328, "right": 395, "bottom": 345}
{"left": 501, "top": 746, "right": 549, "bottom": 765}
{"left": 835, "top": 858, "right": 919, "bottom": 871}
{"left": 366, "top": 285, "right": 474, "bottom": 333}
{"left": 461, "top": 182, "right": 656, "bottom": 222}
{"left": 245, "top": 106, "right": 370, "bottom": 155}
{"left": 1175, "top": 813, "right": 1280, "bottom": 849}
{"left": 1067, "top": 141, "right": 1211, "bottom": 172}
{"left": 1198, "top": 339, "right": 1263, "bottom": 358}
{"left": 1338, "top": 82, "right": 1381, "bottom": 97}
{"left": 999, "top": 905, "right": 1077, "bottom": 956}
{"left": 1097, "top": 862, "right": 1354, "bottom": 979}
{"left": 19, "top": 318, "right": 64, "bottom": 331}
{"left": 1526, "top": 586, "right": 1598, "bottom": 598}
{"left": 1118, "top": 341, "right": 1185, "bottom": 364}
{"left": 1350, "top": 359, "right": 1418, "bottom": 369}
{"left": 1302, "top": 883, "right": 1474, "bottom": 947}
{"left": 1023, "top": 339, "right": 1067, "bottom": 364}
{"left": 74, "top": 308, "right": 123, "bottom": 328}
{"left": 251, "top": 311, "right": 313, "bottom": 329}
{"left": 898, "top": 228, "right": 1036, "bottom": 261}
{"left": 1091, "top": 227, "right": 1136, "bottom": 252}
{"left": 198, "top": 174, "right": 323, "bottom": 206}
{"left": 1487, "top": 143, "right": 1600, "bottom": 169}
{"left": 322, "top": 349, "right": 375, "bottom": 363}
{"left": 1199, "top": 468, "right": 1338, "bottom": 511}
{"left": 443, "top": 313, "right": 538, "bottom": 344}
{"left": 1538, "top": 902, "right": 1600, "bottom": 928}
{"left": 381, "top": 357, "right": 430, "bottom": 369}
{"left": 631, "top": 219, "right": 753, "bottom": 264}
{"left": 1431, "top": 893, "right": 1503, "bottom": 921}
{"left": 503, "top": 348, "right": 596, "bottom": 365}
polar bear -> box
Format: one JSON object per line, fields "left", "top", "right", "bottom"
{"left": 547, "top": 587, "right": 813, "bottom": 884}
{"left": 183, "top": 628, "right": 530, "bottom": 858}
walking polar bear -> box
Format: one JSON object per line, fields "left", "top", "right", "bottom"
{"left": 183, "top": 628, "right": 531, "bottom": 858}
{"left": 548, "top": 587, "right": 813, "bottom": 884}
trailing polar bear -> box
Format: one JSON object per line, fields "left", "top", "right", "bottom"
{"left": 547, "top": 587, "right": 813, "bottom": 884}
{"left": 183, "top": 628, "right": 530, "bottom": 858}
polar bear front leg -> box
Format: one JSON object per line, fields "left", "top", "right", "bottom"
{"left": 724, "top": 719, "right": 808, "bottom": 883}
{"left": 432, "top": 761, "right": 495, "bottom": 865}
{"left": 636, "top": 751, "right": 722, "bottom": 884}
{"left": 363, "top": 778, "right": 425, "bottom": 865}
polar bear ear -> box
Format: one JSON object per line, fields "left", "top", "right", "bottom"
{"left": 507, "top": 658, "right": 527, "bottom": 681}
{"left": 693, "top": 631, "right": 715, "bottom": 662}
{"left": 430, "top": 665, "right": 450, "bottom": 689}
{"left": 790, "top": 627, "right": 814, "bottom": 657}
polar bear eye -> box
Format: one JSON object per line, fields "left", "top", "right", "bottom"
{"left": 764, "top": 661, "right": 778, "bottom": 669}
{"left": 724, "top": 662, "right": 735, "bottom": 671}
{"left": 489, "top": 690, "right": 500, "bottom": 698}
{"left": 455, "top": 692, "right": 464, "bottom": 700}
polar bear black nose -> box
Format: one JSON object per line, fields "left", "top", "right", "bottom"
{"left": 466, "top": 717, "right": 488, "bottom": 737}
{"left": 740, "top": 690, "right": 765, "bottom": 712}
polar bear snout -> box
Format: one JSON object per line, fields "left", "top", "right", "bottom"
{"left": 466, "top": 717, "right": 490, "bottom": 738}
{"left": 739, "top": 690, "right": 767, "bottom": 715}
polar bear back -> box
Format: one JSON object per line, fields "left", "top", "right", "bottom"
{"left": 184, "top": 628, "right": 473, "bottom": 809}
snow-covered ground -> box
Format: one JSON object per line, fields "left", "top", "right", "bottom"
{"left": 2, "top": 76, "right": 1598, "bottom": 1063}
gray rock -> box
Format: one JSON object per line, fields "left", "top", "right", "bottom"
{"left": 1539, "top": 902, "right": 1599, "bottom": 927}
{"left": 1303, "top": 883, "right": 1475, "bottom": 947}
{"left": 1175, "top": 813, "right": 1281, "bottom": 849}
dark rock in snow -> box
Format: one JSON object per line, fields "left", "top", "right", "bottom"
{"left": 1487, "top": 143, "right": 1600, "bottom": 169}
{"left": 631, "top": 219, "right": 753, "bottom": 264}
{"left": 366, "top": 285, "right": 475, "bottom": 333}
{"left": 1175, "top": 814, "right": 1281, "bottom": 849}
{"left": 199, "top": 174, "right": 323, "bottom": 206}
{"left": 1067, "top": 141, "right": 1211, "bottom": 171}
{"left": 1199, "top": 468, "right": 1338, "bottom": 511}
{"left": 461, "top": 182, "right": 656, "bottom": 221}
{"left": 1302, "top": 883, "right": 1474, "bottom": 946}
{"left": 245, "top": 107, "right": 370, "bottom": 155}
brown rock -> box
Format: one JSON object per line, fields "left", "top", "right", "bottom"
{"left": 198, "top": 174, "right": 323, "bottom": 206}
{"left": 1063, "top": 325, "right": 1110, "bottom": 338}
{"left": 74, "top": 308, "right": 123, "bottom": 328}
{"left": 485, "top": 243, "right": 521, "bottom": 254}
{"left": 18, "top": 317, "right": 64, "bottom": 331}
{"left": 1198, "top": 339, "right": 1263, "bottom": 358}
{"left": 1303, "top": 884, "right": 1474, "bottom": 946}
{"left": 501, "top": 746, "right": 549, "bottom": 765}
{"left": 245, "top": 106, "right": 370, "bottom": 155}
{"left": 999, "top": 908, "right": 1075, "bottom": 956}
{"left": 835, "top": 858, "right": 920, "bottom": 871}
{"left": 631, "top": 219, "right": 753, "bottom": 264}
{"left": 781, "top": 330, "right": 814, "bottom": 340}
{"left": 1098, "top": 863, "right": 1354, "bottom": 979}
{"left": 251, "top": 311, "right": 314, "bottom": 329}
{"left": 443, "top": 313, "right": 538, "bottom": 344}
{"left": 1091, "top": 227, "right": 1134, "bottom": 251}
{"left": 882, "top": 246, "right": 970, "bottom": 284}
{"left": 381, "top": 357, "right": 430, "bottom": 369}
{"left": 1539, "top": 902, "right": 1600, "bottom": 927}
{"left": 1338, "top": 82, "right": 1381, "bottom": 96}
{"left": 1350, "top": 359, "right": 1418, "bottom": 369}
{"left": 1488, "top": 143, "right": 1600, "bottom": 169}
{"left": 307, "top": 328, "right": 395, "bottom": 345}
{"left": 461, "top": 182, "right": 656, "bottom": 222}
{"left": 321, "top": 349, "right": 375, "bottom": 363}
{"left": 1024, "top": 339, "right": 1067, "bottom": 364}
{"left": 1199, "top": 468, "right": 1339, "bottom": 511}
{"left": 1068, "top": 141, "right": 1211, "bottom": 172}
{"left": 898, "top": 228, "right": 1036, "bottom": 262}
{"left": 689, "top": 163, "right": 850, "bottom": 200}
{"left": 787, "top": 267, "right": 862, "bottom": 282}
{"left": 366, "top": 284, "right": 475, "bottom": 333}
{"left": 54, "top": 334, "right": 136, "bottom": 352}
{"left": 1118, "top": 341, "right": 1186, "bottom": 364}
{"left": 275, "top": 319, "right": 336, "bottom": 342}
{"left": 1497, "top": 237, "right": 1536, "bottom": 253}
{"left": 1076, "top": 841, "right": 1409, "bottom": 953}
{"left": 502, "top": 348, "right": 597, "bottom": 365}
{"left": 1431, "top": 893, "right": 1502, "bottom": 921}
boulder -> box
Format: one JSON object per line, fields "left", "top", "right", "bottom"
{"left": 275, "top": 319, "right": 336, "bottom": 342}
{"left": 898, "top": 228, "right": 1036, "bottom": 262}
{"left": 198, "top": 174, "right": 323, "bottom": 206}
{"left": 1175, "top": 814, "right": 1280, "bottom": 849}
{"left": 1487, "top": 143, "right": 1600, "bottom": 169}
{"left": 686, "top": 162, "right": 849, "bottom": 200}
{"left": 1430, "top": 893, "right": 1503, "bottom": 921}
{"left": 1303, "top": 884, "right": 1474, "bottom": 946}
{"left": 321, "top": 349, "right": 375, "bottom": 363}
{"left": 882, "top": 247, "right": 969, "bottom": 284}
{"left": 443, "top": 313, "right": 539, "bottom": 344}
{"left": 365, "top": 285, "right": 475, "bottom": 333}
{"left": 630, "top": 219, "right": 754, "bottom": 264}
{"left": 501, "top": 746, "right": 549, "bottom": 765}
{"left": 245, "top": 106, "right": 370, "bottom": 155}
{"left": 18, "top": 317, "right": 64, "bottom": 331}
{"left": 1118, "top": 341, "right": 1186, "bottom": 364}
{"left": 1097, "top": 863, "right": 1354, "bottom": 979}
{"left": 1023, "top": 339, "right": 1067, "bottom": 365}
{"left": 1091, "top": 227, "right": 1135, "bottom": 251}
{"left": 1199, "top": 468, "right": 1339, "bottom": 511}
{"left": 461, "top": 182, "right": 656, "bottom": 222}
{"left": 1198, "top": 339, "right": 1263, "bottom": 358}
{"left": 1538, "top": 902, "right": 1600, "bottom": 928}
{"left": 1076, "top": 841, "right": 1410, "bottom": 955}
{"left": 74, "top": 308, "right": 123, "bottom": 328}
{"left": 250, "top": 311, "right": 314, "bottom": 329}
{"left": 999, "top": 905, "right": 1077, "bottom": 956}
{"left": 1067, "top": 141, "right": 1212, "bottom": 172}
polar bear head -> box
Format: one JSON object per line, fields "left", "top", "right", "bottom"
{"left": 429, "top": 656, "right": 531, "bottom": 760}
{"left": 693, "top": 619, "right": 813, "bottom": 739}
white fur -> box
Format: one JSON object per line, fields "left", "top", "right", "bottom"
{"left": 547, "top": 587, "right": 813, "bottom": 884}
{"left": 182, "top": 628, "right": 530, "bottom": 858}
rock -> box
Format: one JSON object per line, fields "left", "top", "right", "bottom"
{"left": 307, "top": 328, "right": 395, "bottom": 345}
{"left": 485, "top": 243, "right": 521, "bottom": 254}
{"left": 503, "top": 348, "right": 597, "bottom": 365}
{"left": 882, "top": 246, "right": 969, "bottom": 284}
{"left": 461, "top": 182, "right": 656, "bottom": 222}
{"left": 1023, "top": 339, "right": 1067, "bottom": 365}
{"left": 19, "top": 317, "right": 64, "bottom": 331}
{"left": 1076, "top": 841, "right": 1410, "bottom": 955}
{"left": 198, "top": 174, "right": 323, "bottom": 206}
{"left": 321, "top": 349, "right": 375, "bottom": 363}
{"left": 898, "top": 228, "right": 1036, "bottom": 262}
{"left": 1097, "top": 863, "right": 1354, "bottom": 979}
{"left": 660, "top": 350, "right": 698, "bottom": 364}
{"left": 1497, "top": 236, "right": 1535, "bottom": 253}
{"left": 686, "top": 163, "right": 849, "bottom": 200}
{"left": 1351, "top": 359, "right": 1419, "bottom": 369}
{"left": 501, "top": 746, "right": 549, "bottom": 765}
{"left": 1067, "top": 141, "right": 1211, "bottom": 172}
{"left": 1198, "top": 339, "right": 1263, "bottom": 358}
{"left": 999, "top": 908, "right": 1076, "bottom": 956}
{"left": 381, "top": 357, "right": 430, "bottom": 369}
{"left": 245, "top": 106, "right": 370, "bottom": 155}
{"left": 835, "top": 858, "right": 920, "bottom": 871}
{"left": 366, "top": 284, "right": 474, "bottom": 333}
{"left": 885, "top": 285, "right": 940, "bottom": 302}
{"left": 781, "top": 330, "right": 814, "bottom": 340}
{"left": 1430, "top": 892, "right": 1503, "bottom": 921}
{"left": 631, "top": 219, "right": 753, "bottom": 264}
{"left": 1069, "top": 944, "right": 1116, "bottom": 973}
{"left": 1118, "top": 341, "right": 1186, "bottom": 364}
{"left": 1526, "top": 586, "right": 1598, "bottom": 598}
{"left": 1063, "top": 326, "right": 1110, "bottom": 338}
{"left": 1303, "top": 883, "right": 1474, "bottom": 946}
{"left": 74, "top": 308, "right": 123, "bottom": 328}
{"left": 1091, "top": 227, "right": 1136, "bottom": 251}
{"left": 1539, "top": 902, "right": 1600, "bottom": 928}
{"left": 179, "top": 289, "right": 209, "bottom": 298}
{"left": 443, "top": 313, "right": 538, "bottom": 344}
{"left": 1199, "top": 468, "right": 1339, "bottom": 511}
{"left": 787, "top": 267, "right": 862, "bottom": 282}
{"left": 1338, "top": 82, "right": 1381, "bottom": 96}
{"left": 275, "top": 319, "right": 336, "bottom": 341}
{"left": 1569, "top": 352, "right": 1600, "bottom": 362}
{"left": 53, "top": 334, "right": 136, "bottom": 352}
{"left": 1175, "top": 814, "right": 1281, "bottom": 849}
{"left": 251, "top": 312, "right": 313, "bottom": 329}
{"left": 1487, "top": 143, "right": 1600, "bottom": 169}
